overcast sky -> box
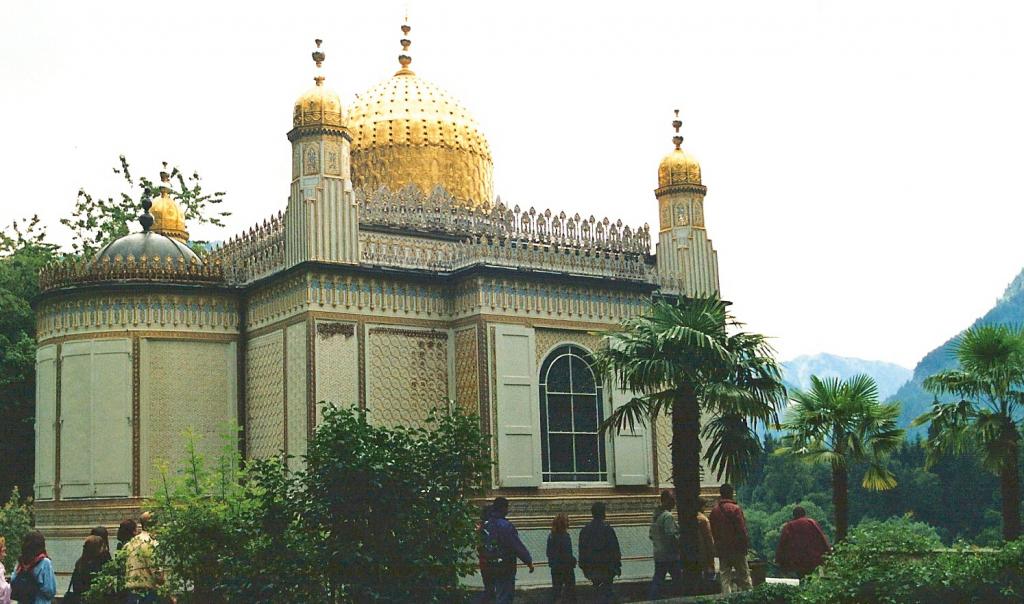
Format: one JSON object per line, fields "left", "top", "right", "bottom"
{"left": 2, "top": 0, "right": 1023, "bottom": 368}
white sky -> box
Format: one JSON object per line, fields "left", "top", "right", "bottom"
{"left": 2, "top": 0, "right": 1023, "bottom": 368}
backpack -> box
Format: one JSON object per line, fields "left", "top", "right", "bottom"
{"left": 11, "top": 565, "right": 41, "bottom": 602}
{"left": 479, "top": 519, "right": 511, "bottom": 568}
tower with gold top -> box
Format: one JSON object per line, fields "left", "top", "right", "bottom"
{"left": 655, "top": 110, "right": 720, "bottom": 296}
{"left": 285, "top": 39, "right": 358, "bottom": 266}
{"left": 32, "top": 19, "right": 721, "bottom": 591}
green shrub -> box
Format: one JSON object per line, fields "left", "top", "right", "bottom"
{"left": 694, "top": 583, "right": 800, "bottom": 604}
{"left": 0, "top": 487, "right": 32, "bottom": 571}
{"left": 89, "top": 404, "right": 489, "bottom": 603}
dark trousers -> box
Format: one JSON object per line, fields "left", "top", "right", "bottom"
{"left": 478, "top": 567, "right": 497, "bottom": 602}
{"left": 649, "top": 559, "right": 683, "bottom": 599}
{"left": 584, "top": 567, "right": 616, "bottom": 604}
{"left": 550, "top": 565, "right": 576, "bottom": 602}
{"left": 493, "top": 572, "right": 516, "bottom": 604}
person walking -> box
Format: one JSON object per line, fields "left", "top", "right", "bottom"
{"left": 578, "top": 502, "right": 621, "bottom": 604}
{"left": 0, "top": 536, "right": 11, "bottom": 604}
{"left": 480, "top": 497, "right": 534, "bottom": 604}
{"left": 89, "top": 527, "right": 113, "bottom": 566}
{"left": 648, "top": 491, "right": 681, "bottom": 600}
{"left": 476, "top": 505, "right": 496, "bottom": 603}
{"left": 695, "top": 498, "right": 717, "bottom": 593}
{"left": 9, "top": 531, "right": 57, "bottom": 604}
{"left": 124, "top": 512, "right": 166, "bottom": 604}
{"left": 709, "top": 484, "right": 751, "bottom": 594}
{"left": 116, "top": 519, "right": 138, "bottom": 552}
{"left": 775, "top": 506, "right": 831, "bottom": 579}
{"left": 63, "top": 536, "right": 107, "bottom": 603}
{"left": 546, "top": 513, "right": 576, "bottom": 602}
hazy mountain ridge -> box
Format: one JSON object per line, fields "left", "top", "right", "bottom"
{"left": 889, "top": 266, "right": 1024, "bottom": 432}
{"left": 781, "top": 353, "right": 912, "bottom": 400}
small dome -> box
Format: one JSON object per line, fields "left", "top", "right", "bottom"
{"left": 95, "top": 232, "right": 201, "bottom": 264}
{"left": 149, "top": 190, "right": 189, "bottom": 241}
{"left": 293, "top": 81, "right": 344, "bottom": 128}
{"left": 658, "top": 148, "right": 702, "bottom": 188}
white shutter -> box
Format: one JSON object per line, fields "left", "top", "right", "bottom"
{"left": 494, "top": 324, "right": 541, "bottom": 487}
{"left": 60, "top": 339, "right": 131, "bottom": 499}
{"left": 34, "top": 345, "right": 57, "bottom": 500}
{"left": 611, "top": 380, "right": 651, "bottom": 486}
{"left": 91, "top": 339, "right": 132, "bottom": 497}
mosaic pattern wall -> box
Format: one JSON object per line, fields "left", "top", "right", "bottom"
{"left": 535, "top": 328, "right": 604, "bottom": 362}
{"left": 246, "top": 331, "right": 284, "bottom": 459}
{"left": 140, "top": 339, "right": 236, "bottom": 495}
{"left": 656, "top": 413, "right": 673, "bottom": 487}
{"left": 454, "top": 327, "right": 478, "bottom": 416}
{"left": 286, "top": 323, "right": 307, "bottom": 462}
{"left": 314, "top": 321, "right": 360, "bottom": 424}
{"left": 366, "top": 327, "right": 450, "bottom": 429}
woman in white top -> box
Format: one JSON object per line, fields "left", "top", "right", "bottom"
{"left": 0, "top": 535, "right": 11, "bottom": 604}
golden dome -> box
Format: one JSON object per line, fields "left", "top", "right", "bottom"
{"left": 293, "top": 79, "right": 344, "bottom": 129}
{"left": 348, "top": 23, "right": 493, "bottom": 207}
{"left": 150, "top": 164, "right": 188, "bottom": 242}
{"left": 658, "top": 148, "right": 702, "bottom": 188}
{"left": 292, "top": 41, "right": 344, "bottom": 129}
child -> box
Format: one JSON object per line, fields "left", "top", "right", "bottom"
{"left": 546, "top": 513, "right": 576, "bottom": 602}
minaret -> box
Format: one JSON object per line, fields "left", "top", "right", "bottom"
{"left": 284, "top": 39, "right": 358, "bottom": 267}
{"left": 654, "top": 110, "right": 720, "bottom": 296}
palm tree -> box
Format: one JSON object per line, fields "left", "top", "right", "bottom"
{"left": 596, "top": 297, "right": 786, "bottom": 574}
{"left": 777, "top": 374, "right": 904, "bottom": 541}
{"left": 913, "top": 324, "right": 1024, "bottom": 541}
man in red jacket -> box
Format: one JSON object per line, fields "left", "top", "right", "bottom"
{"left": 775, "top": 506, "right": 831, "bottom": 579}
{"left": 708, "top": 484, "right": 751, "bottom": 594}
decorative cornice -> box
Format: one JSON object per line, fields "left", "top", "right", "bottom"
{"left": 654, "top": 182, "right": 707, "bottom": 198}
{"left": 287, "top": 125, "right": 352, "bottom": 142}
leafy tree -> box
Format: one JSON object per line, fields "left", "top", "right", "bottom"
{"left": 62, "top": 155, "right": 229, "bottom": 257}
{"left": 596, "top": 297, "right": 787, "bottom": 578}
{"left": 301, "top": 404, "right": 490, "bottom": 602}
{"left": 915, "top": 324, "right": 1024, "bottom": 540}
{"left": 0, "top": 487, "right": 33, "bottom": 571}
{"left": 778, "top": 374, "right": 904, "bottom": 541}
{"left": 0, "top": 217, "right": 59, "bottom": 499}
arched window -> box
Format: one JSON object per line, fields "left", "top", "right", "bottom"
{"left": 539, "top": 344, "right": 607, "bottom": 482}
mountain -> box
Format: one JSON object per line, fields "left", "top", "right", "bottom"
{"left": 890, "top": 266, "right": 1024, "bottom": 433}
{"left": 781, "top": 353, "right": 912, "bottom": 400}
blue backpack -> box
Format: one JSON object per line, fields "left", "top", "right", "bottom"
{"left": 480, "top": 519, "right": 512, "bottom": 567}
{"left": 11, "top": 565, "right": 40, "bottom": 602}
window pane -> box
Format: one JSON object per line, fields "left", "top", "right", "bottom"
{"left": 572, "top": 395, "right": 599, "bottom": 432}
{"left": 575, "top": 434, "right": 600, "bottom": 472}
{"left": 570, "top": 355, "right": 596, "bottom": 392}
{"left": 549, "top": 433, "right": 574, "bottom": 473}
{"left": 547, "top": 394, "right": 573, "bottom": 432}
{"left": 546, "top": 357, "right": 572, "bottom": 392}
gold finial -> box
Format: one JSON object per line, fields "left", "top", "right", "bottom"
{"left": 672, "top": 109, "right": 683, "bottom": 150}
{"left": 312, "top": 39, "right": 326, "bottom": 86}
{"left": 396, "top": 21, "right": 414, "bottom": 75}
{"left": 159, "top": 161, "right": 171, "bottom": 188}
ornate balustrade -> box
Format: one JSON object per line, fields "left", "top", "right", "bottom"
{"left": 39, "top": 255, "right": 225, "bottom": 291}
{"left": 359, "top": 232, "right": 652, "bottom": 281}
{"left": 357, "top": 186, "right": 652, "bottom": 255}
{"left": 209, "top": 212, "right": 285, "bottom": 283}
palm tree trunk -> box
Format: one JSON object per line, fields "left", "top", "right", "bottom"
{"left": 672, "top": 384, "right": 702, "bottom": 574}
{"left": 832, "top": 463, "right": 849, "bottom": 541}
{"left": 1000, "top": 431, "right": 1021, "bottom": 541}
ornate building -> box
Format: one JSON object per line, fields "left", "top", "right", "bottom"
{"left": 33, "top": 25, "right": 721, "bottom": 588}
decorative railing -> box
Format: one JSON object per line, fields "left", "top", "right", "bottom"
{"left": 39, "top": 255, "right": 225, "bottom": 291}
{"left": 209, "top": 212, "right": 285, "bottom": 283}
{"left": 359, "top": 232, "right": 651, "bottom": 281}
{"left": 357, "top": 186, "right": 652, "bottom": 255}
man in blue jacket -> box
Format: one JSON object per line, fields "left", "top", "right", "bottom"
{"left": 579, "top": 502, "right": 622, "bottom": 604}
{"left": 481, "top": 497, "right": 534, "bottom": 603}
